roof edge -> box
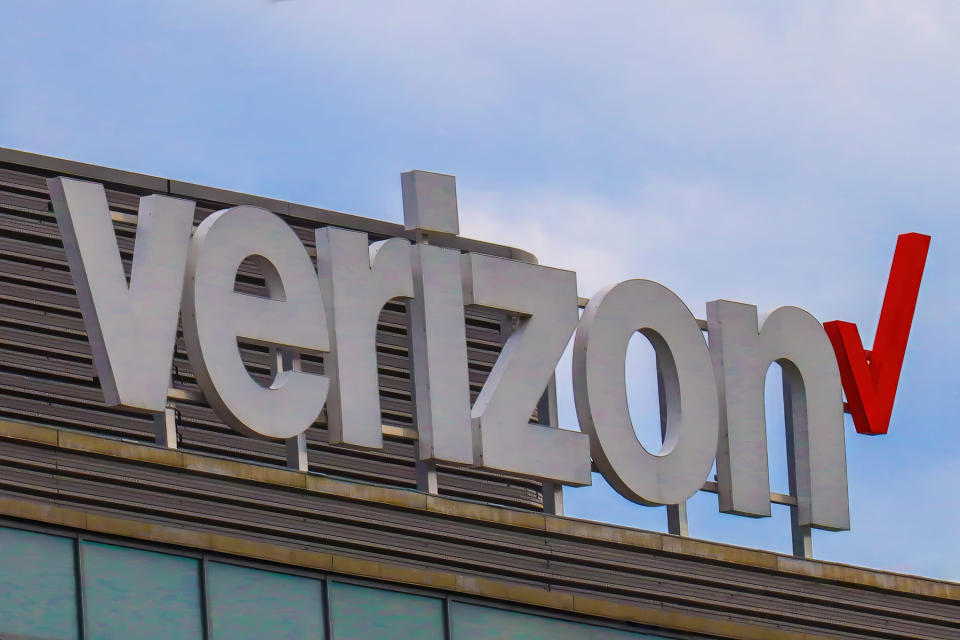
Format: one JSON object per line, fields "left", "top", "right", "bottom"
{"left": 0, "top": 146, "right": 538, "bottom": 262}
{"left": 0, "top": 418, "right": 955, "bottom": 600}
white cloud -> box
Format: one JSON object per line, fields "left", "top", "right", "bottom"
{"left": 201, "top": 1, "right": 960, "bottom": 176}
{"left": 459, "top": 177, "right": 877, "bottom": 320}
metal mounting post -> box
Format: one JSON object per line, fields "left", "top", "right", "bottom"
{"left": 273, "top": 347, "right": 310, "bottom": 472}
{"left": 414, "top": 444, "right": 439, "bottom": 494}
{"left": 659, "top": 356, "right": 689, "bottom": 536}
{"left": 537, "top": 373, "right": 564, "bottom": 516}
{"left": 785, "top": 366, "right": 813, "bottom": 559}
{"left": 791, "top": 507, "right": 813, "bottom": 558}
{"left": 153, "top": 402, "right": 178, "bottom": 449}
{"left": 409, "top": 287, "right": 438, "bottom": 494}
{"left": 286, "top": 432, "right": 309, "bottom": 473}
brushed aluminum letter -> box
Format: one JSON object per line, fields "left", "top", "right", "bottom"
{"left": 409, "top": 244, "right": 473, "bottom": 464}
{"left": 462, "top": 254, "right": 590, "bottom": 485}
{"left": 316, "top": 227, "right": 414, "bottom": 449}
{"left": 707, "top": 301, "right": 849, "bottom": 530}
{"left": 48, "top": 177, "right": 195, "bottom": 411}
{"left": 182, "top": 206, "right": 329, "bottom": 440}
{"left": 573, "top": 280, "right": 720, "bottom": 505}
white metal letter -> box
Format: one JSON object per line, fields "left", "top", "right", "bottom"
{"left": 409, "top": 244, "right": 474, "bottom": 464}
{"left": 462, "top": 253, "right": 590, "bottom": 485}
{"left": 573, "top": 279, "right": 720, "bottom": 505}
{"left": 48, "top": 177, "right": 195, "bottom": 412}
{"left": 316, "top": 227, "right": 414, "bottom": 449}
{"left": 182, "top": 206, "right": 329, "bottom": 440}
{"left": 707, "top": 301, "right": 849, "bottom": 530}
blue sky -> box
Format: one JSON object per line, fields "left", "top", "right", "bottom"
{"left": 1, "top": 1, "right": 957, "bottom": 580}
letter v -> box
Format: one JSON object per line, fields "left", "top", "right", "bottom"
{"left": 48, "top": 177, "right": 196, "bottom": 412}
{"left": 824, "top": 233, "right": 930, "bottom": 435}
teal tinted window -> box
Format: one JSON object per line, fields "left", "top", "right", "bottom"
{"left": 329, "top": 582, "right": 443, "bottom": 640}
{"left": 82, "top": 542, "right": 203, "bottom": 640}
{"left": 450, "top": 601, "right": 664, "bottom": 639}
{"left": 0, "top": 526, "right": 78, "bottom": 640}
{"left": 208, "top": 561, "right": 324, "bottom": 640}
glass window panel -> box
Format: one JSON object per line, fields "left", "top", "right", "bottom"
{"left": 82, "top": 542, "right": 203, "bottom": 640}
{"left": 0, "top": 526, "right": 78, "bottom": 640}
{"left": 329, "top": 582, "right": 443, "bottom": 640}
{"left": 451, "top": 601, "right": 668, "bottom": 640}
{"left": 208, "top": 561, "right": 324, "bottom": 640}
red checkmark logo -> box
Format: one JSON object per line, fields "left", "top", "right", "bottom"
{"left": 824, "top": 233, "right": 930, "bottom": 435}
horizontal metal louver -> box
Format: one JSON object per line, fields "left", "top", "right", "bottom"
{"left": 0, "top": 161, "right": 546, "bottom": 510}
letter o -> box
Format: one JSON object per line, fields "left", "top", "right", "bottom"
{"left": 573, "top": 279, "right": 719, "bottom": 505}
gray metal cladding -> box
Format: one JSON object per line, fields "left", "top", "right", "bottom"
{"left": 0, "top": 160, "right": 544, "bottom": 509}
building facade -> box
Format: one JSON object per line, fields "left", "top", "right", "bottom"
{"left": 0, "top": 147, "right": 955, "bottom": 639}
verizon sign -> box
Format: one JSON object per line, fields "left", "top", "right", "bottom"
{"left": 47, "top": 172, "right": 929, "bottom": 540}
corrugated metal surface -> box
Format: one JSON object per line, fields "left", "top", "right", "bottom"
{"left": 0, "top": 155, "right": 545, "bottom": 509}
